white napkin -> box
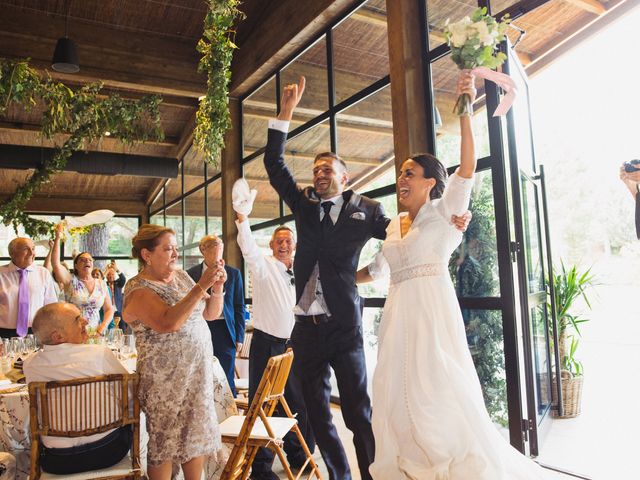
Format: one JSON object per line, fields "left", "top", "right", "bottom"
{"left": 232, "top": 179, "right": 257, "bottom": 216}
{"left": 65, "top": 210, "right": 115, "bottom": 229}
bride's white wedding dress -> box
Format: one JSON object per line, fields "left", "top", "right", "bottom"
{"left": 369, "top": 173, "right": 546, "bottom": 479}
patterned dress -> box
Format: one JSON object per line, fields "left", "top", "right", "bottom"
{"left": 124, "top": 269, "right": 221, "bottom": 467}
{"left": 64, "top": 275, "right": 108, "bottom": 327}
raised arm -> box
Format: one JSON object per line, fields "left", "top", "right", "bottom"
{"left": 264, "top": 77, "right": 307, "bottom": 210}
{"left": 51, "top": 223, "right": 72, "bottom": 286}
{"left": 457, "top": 71, "right": 477, "bottom": 179}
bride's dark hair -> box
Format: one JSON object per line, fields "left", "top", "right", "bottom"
{"left": 408, "top": 153, "right": 447, "bottom": 200}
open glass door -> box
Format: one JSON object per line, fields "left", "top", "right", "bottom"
{"left": 503, "top": 44, "right": 557, "bottom": 456}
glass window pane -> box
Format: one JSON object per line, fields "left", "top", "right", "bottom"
{"left": 521, "top": 176, "right": 544, "bottom": 294}
{"left": 242, "top": 157, "right": 281, "bottom": 225}
{"left": 336, "top": 85, "right": 394, "bottom": 193}
{"left": 183, "top": 245, "right": 202, "bottom": 272}
{"left": 106, "top": 217, "right": 139, "bottom": 256}
{"left": 243, "top": 76, "right": 277, "bottom": 153}
{"left": 426, "top": 0, "right": 477, "bottom": 51}
{"left": 0, "top": 215, "right": 61, "bottom": 259}
{"left": 464, "top": 309, "right": 509, "bottom": 432}
{"left": 285, "top": 120, "right": 332, "bottom": 190}
{"left": 432, "top": 54, "right": 491, "bottom": 167}
{"left": 183, "top": 146, "right": 206, "bottom": 191}
{"left": 206, "top": 179, "right": 223, "bottom": 237}
{"left": 165, "top": 162, "right": 183, "bottom": 204}
{"left": 165, "top": 202, "right": 183, "bottom": 254}
{"left": 333, "top": 0, "right": 389, "bottom": 104}
{"left": 150, "top": 186, "right": 164, "bottom": 214}
{"left": 280, "top": 37, "right": 328, "bottom": 116}
{"left": 150, "top": 212, "right": 164, "bottom": 226}
{"left": 184, "top": 189, "right": 207, "bottom": 252}
{"left": 532, "top": 305, "right": 553, "bottom": 419}
{"left": 448, "top": 168, "right": 500, "bottom": 297}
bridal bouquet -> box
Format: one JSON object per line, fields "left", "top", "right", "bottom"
{"left": 444, "top": 8, "right": 511, "bottom": 116}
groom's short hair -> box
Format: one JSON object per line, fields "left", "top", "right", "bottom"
{"left": 314, "top": 152, "right": 347, "bottom": 171}
{"left": 271, "top": 225, "right": 295, "bottom": 242}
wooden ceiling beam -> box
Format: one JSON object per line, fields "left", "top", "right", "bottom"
{"left": 0, "top": 8, "right": 205, "bottom": 98}
{"left": 242, "top": 147, "right": 383, "bottom": 166}
{"left": 564, "top": 0, "right": 607, "bottom": 15}
{"left": 231, "top": 0, "right": 360, "bottom": 97}
{"left": 243, "top": 110, "right": 393, "bottom": 136}
{"left": 0, "top": 196, "right": 148, "bottom": 216}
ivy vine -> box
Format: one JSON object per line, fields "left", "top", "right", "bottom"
{"left": 194, "top": 0, "right": 245, "bottom": 166}
{"left": 0, "top": 58, "right": 164, "bottom": 238}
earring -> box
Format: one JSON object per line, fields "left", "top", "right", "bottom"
{"left": 146, "top": 259, "right": 152, "bottom": 266}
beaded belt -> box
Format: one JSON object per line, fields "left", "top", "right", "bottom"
{"left": 390, "top": 263, "right": 446, "bottom": 285}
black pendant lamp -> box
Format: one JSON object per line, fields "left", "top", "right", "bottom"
{"left": 51, "top": 1, "right": 79, "bottom": 73}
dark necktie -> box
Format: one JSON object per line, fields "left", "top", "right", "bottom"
{"left": 321, "top": 201, "right": 334, "bottom": 232}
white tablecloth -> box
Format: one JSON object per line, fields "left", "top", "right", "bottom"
{"left": 0, "top": 356, "right": 237, "bottom": 480}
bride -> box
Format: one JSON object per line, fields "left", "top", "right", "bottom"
{"left": 359, "top": 71, "right": 547, "bottom": 479}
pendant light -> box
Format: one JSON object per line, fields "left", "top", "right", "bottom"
{"left": 51, "top": 1, "right": 79, "bottom": 73}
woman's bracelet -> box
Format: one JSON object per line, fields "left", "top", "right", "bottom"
{"left": 210, "top": 290, "right": 225, "bottom": 298}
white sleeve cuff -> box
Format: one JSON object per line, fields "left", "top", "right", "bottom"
{"left": 268, "top": 119, "right": 290, "bottom": 133}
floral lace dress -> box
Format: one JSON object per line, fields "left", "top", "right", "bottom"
{"left": 124, "top": 269, "right": 222, "bottom": 467}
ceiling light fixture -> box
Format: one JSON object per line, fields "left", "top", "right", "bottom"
{"left": 51, "top": 1, "right": 79, "bottom": 73}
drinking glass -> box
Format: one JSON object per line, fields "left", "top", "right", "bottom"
{"left": 122, "top": 335, "right": 135, "bottom": 357}
{"left": 26, "top": 334, "right": 37, "bottom": 353}
{"left": 10, "top": 338, "right": 23, "bottom": 358}
{"left": 112, "top": 329, "right": 124, "bottom": 350}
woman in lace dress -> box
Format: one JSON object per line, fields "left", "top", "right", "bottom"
{"left": 361, "top": 72, "right": 547, "bottom": 479}
{"left": 123, "top": 224, "right": 226, "bottom": 480}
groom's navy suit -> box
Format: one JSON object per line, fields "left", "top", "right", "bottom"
{"left": 264, "top": 127, "right": 389, "bottom": 480}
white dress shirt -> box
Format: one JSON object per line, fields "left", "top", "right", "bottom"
{"left": 0, "top": 263, "right": 58, "bottom": 329}
{"left": 236, "top": 220, "right": 296, "bottom": 339}
{"left": 24, "top": 343, "right": 128, "bottom": 448}
{"left": 269, "top": 119, "right": 341, "bottom": 317}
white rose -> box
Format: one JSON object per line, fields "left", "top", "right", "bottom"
{"left": 473, "top": 20, "right": 495, "bottom": 46}
{"left": 449, "top": 17, "right": 472, "bottom": 47}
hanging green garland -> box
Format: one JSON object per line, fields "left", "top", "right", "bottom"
{"left": 0, "top": 58, "right": 164, "bottom": 238}
{"left": 194, "top": 0, "right": 245, "bottom": 165}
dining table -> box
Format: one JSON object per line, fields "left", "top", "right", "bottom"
{"left": 0, "top": 352, "right": 237, "bottom": 480}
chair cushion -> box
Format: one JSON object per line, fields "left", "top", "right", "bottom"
{"left": 220, "top": 415, "right": 297, "bottom": 440}
{"left": 235, "top": 378, "right": 249, "bottom": 390}
{"left": 38, "top": 454, "right": 140, "bottom": 480}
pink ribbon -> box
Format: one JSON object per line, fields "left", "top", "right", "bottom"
{"left": 470, "top": 66, "right": 517, "bottom": 117}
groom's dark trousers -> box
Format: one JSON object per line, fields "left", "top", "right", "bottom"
{"left": 264, "top": 126, "right": 390, "bottom": 480}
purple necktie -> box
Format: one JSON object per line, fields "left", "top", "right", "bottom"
{"left": 17, "top": 269, "right": 29, "bottom": 337}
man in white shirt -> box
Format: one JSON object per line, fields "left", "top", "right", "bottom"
{"left": 24, "top": 302, "right": 131, "bottom": 475}
{"left": 0, "top": 237, "right": 57, "bottom": 338}
{"left": 233, "top": 180, "right": 314, "bottom": 479}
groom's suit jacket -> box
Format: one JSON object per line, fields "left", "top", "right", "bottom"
{"left": 264, "top": 128, "right": 390, "bottom": 326}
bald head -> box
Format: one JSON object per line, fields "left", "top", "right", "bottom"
{"left": 32, "top": 303, "right": 89, "bottom": 346}
{"left": 199, "top": 234, "right": 224, "bottom": 266}
{"left": 8, "top": 238, "right": 36, "bottom": 269}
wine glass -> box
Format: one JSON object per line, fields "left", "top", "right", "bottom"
{"left": 26, "top": 334, "right": 37, "bottom": 353}
{"left": 122, "top": 334, "right": 135, "bottom": 357}
{"left": 10, "top": 338, "right": 23, "bottom": 359}
{"left": 114, "top": 316, "right": 121, "bottom": 330}
{"left": 112, "top": 329, "right": 124, "bottom": 356}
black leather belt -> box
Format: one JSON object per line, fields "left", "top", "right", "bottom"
{"left": 253, "top": 328, "right": 289, "bottom": 344}
{"left": 295, "top": 314, "right": 330, "bottom": 325}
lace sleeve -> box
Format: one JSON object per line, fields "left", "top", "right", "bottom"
{"left": 437, "top": 172, "right": 474, "bottom": 220}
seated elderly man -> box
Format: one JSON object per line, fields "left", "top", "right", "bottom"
{"left": 23, "top": 302, "right": 131, "bottom": 475}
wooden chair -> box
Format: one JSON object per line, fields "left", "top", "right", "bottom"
{"left": 234, "top": 329, "right": 253, "bottom": 399}
{"left": 28, "top": 373, "right": 142, "bottom": 480}
{"left": 220, "top": 349, "right": 321, "bottom": 480}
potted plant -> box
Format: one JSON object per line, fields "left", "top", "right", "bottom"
{"left": 548, "top": 261, "right": 595, "bottom": 418}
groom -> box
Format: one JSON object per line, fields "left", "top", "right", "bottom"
{"left": 264, "top": 76, "right": 386, "bottom": 480}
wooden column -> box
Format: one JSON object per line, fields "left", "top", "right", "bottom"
{"left": 386, "top": 0, "right": 435, "bottom": 205}
{"left": 220, "top": 98, "right": 243, "bottom": 269}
